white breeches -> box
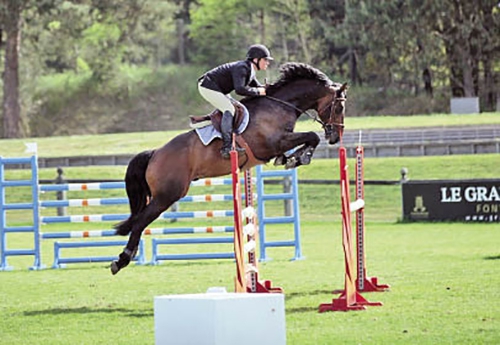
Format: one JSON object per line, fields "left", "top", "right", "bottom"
{"left": 198, "top": 83, "right": 235, "bottom": 116}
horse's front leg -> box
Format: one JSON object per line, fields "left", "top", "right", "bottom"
{"left": 273, "top": 132, "right": 320, "bottom": 168}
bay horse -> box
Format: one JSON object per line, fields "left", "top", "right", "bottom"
{"left": 111, "top": 62, "right": 347, "bottom": 274}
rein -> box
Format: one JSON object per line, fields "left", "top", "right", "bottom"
{"left": 264, "top": 94, "right": 345, "bottom": 131}
{"left": 264, "top": 95, "right": 324, "bottom": 127}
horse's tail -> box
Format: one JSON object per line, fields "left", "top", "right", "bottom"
{"left": 114, "top": 150, "right": 155, "bottom": 236}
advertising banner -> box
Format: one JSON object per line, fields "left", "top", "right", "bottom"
{"left": 402, "top": 180, "right": 500, "bottom": 222}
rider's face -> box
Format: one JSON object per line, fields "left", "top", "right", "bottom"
{"left": 256, "top": 58, "right": 270, "bottom": 70}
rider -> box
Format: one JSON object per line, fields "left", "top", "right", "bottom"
{"left": 197, "top": 44, "right": 273, "bottom": 159}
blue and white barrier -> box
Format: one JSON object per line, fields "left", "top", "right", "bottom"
{"left": 0, "top": 155, "right": 302, "bottom": 270}
{"left": 256, "top": 166, "right": 303, "bottom": 261}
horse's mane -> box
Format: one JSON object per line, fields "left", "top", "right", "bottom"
{"left": 267, "top": 62, "right": 333, "bottom": 93}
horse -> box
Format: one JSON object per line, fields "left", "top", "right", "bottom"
{"left": 110, "top": 62, "right": 347, "bottom": 275}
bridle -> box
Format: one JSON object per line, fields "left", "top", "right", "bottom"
{"left": 317, "top": 88, "right": 346, "bottom": 138}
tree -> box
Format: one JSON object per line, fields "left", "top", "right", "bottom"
{"left": 1, "top": 0, "right": 24, "bottom": 138}
{"left": 307, "top": 0, "right": 346, "bottom": 72}
{"left": 422, "top": 0, "right": 499, "bottom": 103}
{"left": 190, "top": 0, "right": 275, "bottom": 65}
{"left": 272, "top": 0, "right": 314, "bottom": 63}
{"left": 0, "top": 0, "right": 63, "bottom": 138}
{"left": 172, "top": 0, "right": 197, "bottom": 65}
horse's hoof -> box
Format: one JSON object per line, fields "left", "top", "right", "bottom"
{"left": 299, "top": 149, "right": 314, "bottom": 166}
{"left": 285, "top": 157, "right": 297, "bottom": 169}
{"left": 110, "top": 251, "right": 132, "bottom": 275}
{"left": 110, "top": 261, "right": 121, "bottom": 275}
{"left": 300, "top": 153, "right": 312, "bottom": 165}
{"left": 274, "top": 155, "right": 286, "bottom": 166}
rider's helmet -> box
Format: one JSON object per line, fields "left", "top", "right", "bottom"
{"left": 246, "top": 44, "right": 274, "bottom": 61}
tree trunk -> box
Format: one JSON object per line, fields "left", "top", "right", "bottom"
{"left": 291, "top": 2, "right": 310, "bottom": 63}
{"left": 349, "top": 48, "right": 359, "bottom": 86}
{"left": 460, "top": 50, "right": 475, "bottom": 97}
{"left": 177, "top": 18, "right": 185, "bottom": 65}
{"left": 259, "top": 8, "right": 265, "bottom": 44}
{"left": 483, "top": 58, "right": 495, "bottom": 111}
{"left": 2, "top": 1, "right": 23, "bottom": 138}
{"left": 423, "top": 68, "right": 433, "bottom": 97}
{"left": 444, "top": 41, "right": 464, "bottom": 97}
{"left": 279, "top": 14, "right": 288, "bottom": 60}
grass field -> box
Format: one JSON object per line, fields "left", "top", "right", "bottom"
{"left": 1, "top": 114, "right": 499, "bottom": 344}
{"left": 1, "top": 222, "right": 499, "bottom": 344}
{"left": 1, "top": 155, "right": 499, "bottom": 344}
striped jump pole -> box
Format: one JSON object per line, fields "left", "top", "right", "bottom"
{"left": 40, "top": 178, "right": 240, "bottom": 266}
{"left": 354, "top": 146, "right": 390, "bottom": 292}
{"left": 230, "top": 135, "right": 282, "bottom": 294}
{"left": 243, "top": 168, "right": 282, "bottom": 293}
{"left": 52, "top": 239, "right": 146, "bottom": 269}
{"left": 319, "top": 146, "right": 382, "bottom": 312}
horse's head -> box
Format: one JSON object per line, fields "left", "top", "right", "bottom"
{"left": 265, "top": 63, "right": 347, "bottom": 145}
{"left": 316, "top": 82, "right": 348, "bottom": 145}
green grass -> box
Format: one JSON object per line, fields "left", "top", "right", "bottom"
{"left": 1, "top": 155, "right": 499, "bottom": 344}
{"left": 0, "top": 222, "right": 499, "bottom": 344}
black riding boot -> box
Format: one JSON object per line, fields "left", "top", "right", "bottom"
{"left": 220, "top": 111, "right": 244, "bottom": 159}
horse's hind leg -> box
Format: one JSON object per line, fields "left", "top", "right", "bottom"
{"left": 110, "top": 198, "right": 166, "bottom": 275}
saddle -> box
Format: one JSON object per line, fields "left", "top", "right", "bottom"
{"left": 189, "top": 101, "right": 247, "bottom": 132}
{"left": 190, "top": 100, "right": 263, "bottom": 168}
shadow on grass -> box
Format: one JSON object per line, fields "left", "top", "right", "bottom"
{"left": 286, "top": 289, "right": 337, "bottom": 298}
{"left": 286, "top": 306, "right": 320, "bottom": 314}
{"left": 23, "top": 307, "right": 152, "bottom": 318}
{"left": 46, "top": 260, "right": 231, "bottom": 272}
{"left": 484, "top": 255, "right": 500, "bottom": 260}
{"left": 285, "top": 290, "right": 341, "bottom": 314}
{"left": 285, "top": 289, "right": 337, "bottom": 305}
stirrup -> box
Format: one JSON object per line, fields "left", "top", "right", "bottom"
{"left": 220, "top": 146, "right": 245, "bottom": 159}
{"left": 221, "top": 149, "right": 231, "bottom": 159}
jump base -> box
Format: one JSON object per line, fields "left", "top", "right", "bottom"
{"left": 318, "top": 291, "right": 382, "bottom": 313}
{"left": 357, "top": 276, "right": 390, "bottom": 292}
{"left": 249, "top": 279, "right": 284, "bottom": 293}
{"left": 154, "top": 293, "right": 286, "bottom": 345}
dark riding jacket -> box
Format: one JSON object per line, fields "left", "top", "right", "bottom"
{"left": 199, "top": 60, "right": 263, "bottom": 97}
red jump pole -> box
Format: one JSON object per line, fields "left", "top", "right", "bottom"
{"left": 354, "top": 146, "right": 390, "bottom": 293}
{"left": 230, "top": 136, "right": 246, "bottom": 293}
{"left": 319, "top": 146, "right": 381, "bottom": 312}
{"left": 231, "top": 135, "right": 282, "bottom": 293}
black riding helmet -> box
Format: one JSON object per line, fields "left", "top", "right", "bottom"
{"left": 246, "top": 44, "right": 273, "bottom": 70}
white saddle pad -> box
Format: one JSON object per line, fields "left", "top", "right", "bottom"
{"left": 194, "top": 108, "right": 250, "bottom": 146}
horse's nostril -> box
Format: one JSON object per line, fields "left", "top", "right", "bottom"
{"left": 329, "top": 136, "right": 340, "bottom": 145}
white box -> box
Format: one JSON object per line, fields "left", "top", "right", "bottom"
{"left": 154, "top": 293, "right": 286, "bottom": 345}
{"left": 450, "top": 97, "right": 480, "bottom": 114}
